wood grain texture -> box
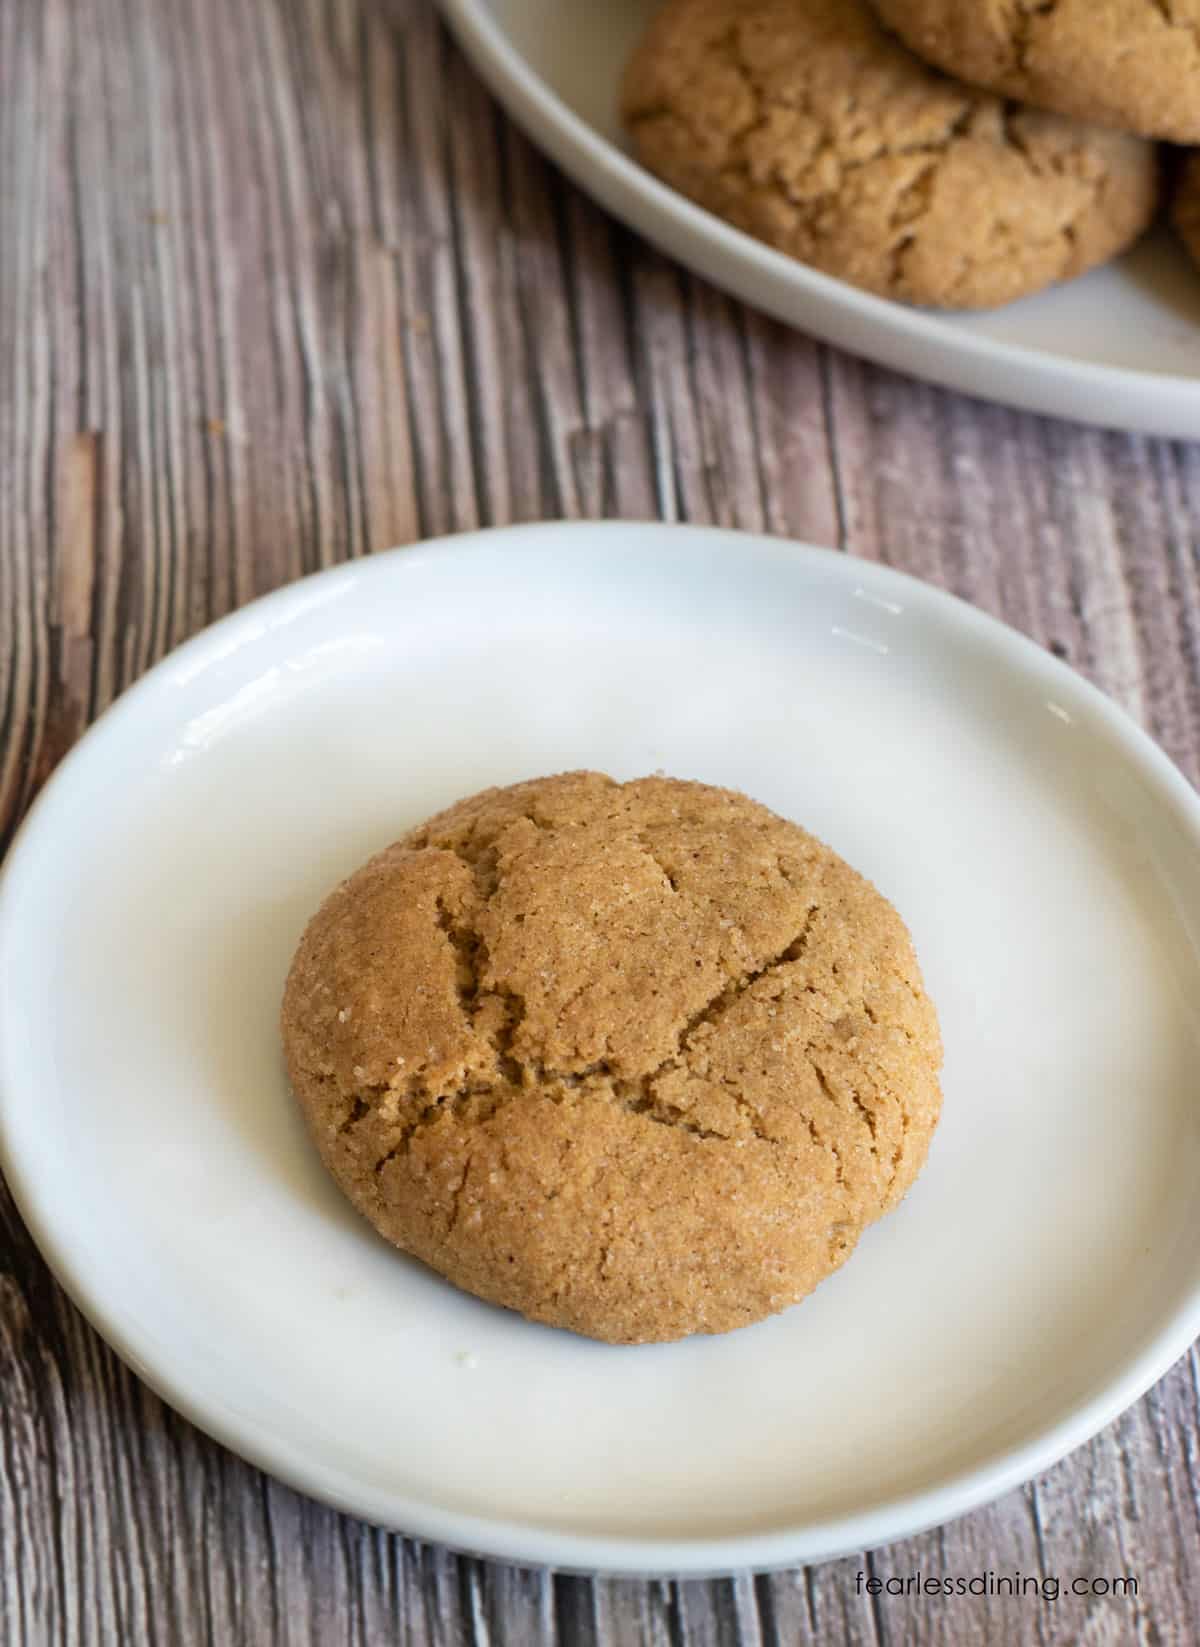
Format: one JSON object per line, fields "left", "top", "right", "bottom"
{"left": 2, "top": 0, "right": 1199, "bottom": 1642}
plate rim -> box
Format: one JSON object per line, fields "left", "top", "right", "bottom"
{"left": 3, "top": 520, "right": 1200, "bottom": 1575}
{"left": 436, "top": 0, "right": 1200, "bottom": 439}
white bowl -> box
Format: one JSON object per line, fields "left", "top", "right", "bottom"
{"left": 2, "top": 522, "right": 1200, "bottom": 1573}
{"left": 437, "top": 0, "right": 1200, "bottom": 437}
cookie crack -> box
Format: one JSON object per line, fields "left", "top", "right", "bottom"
{"left": 292, "top": 1065, "right": 390, "bottom": 1141}
{"left": 371, "top": 1085, "right": 514, "bottom": 1175}
{"left": 432, "top": 830, "right": 503, "bottom": 901}
{"left": 796, "top": 1101, "right": 845, "bottom": 1186}
{"left": 813, "top": 1034, "right": 917, "bottom": 1196}
{"left": 446, "top": 1150, "right": 475, "bottom": 1235}
{"left": 810, "top": 1055, "right": 866, "bottom": 1175}
{"left": 619, "top": 1095, "right": 735, "bottom": 1143}
{"left": 331, "top": 837, "right": 530, "bottom": 1155}
{"left": 338, "top": 1094, "right": 373, "bottom": 1135}
{"left": 665, "top": 903, "right": 820, "bottom": 1068}
{"left": 435, "top": 893, "right": 484, "bottom": 1017}
{"left": 491, "top": 988, "right": 526, "bottom": 1084}
{"left": 888, "top": 156, "right": 942, "bottom": 288}
{"left": 432, "top": 862, "right": 527, "bottom": 1084}
{"left": 635, "top": 831, "right": 682, "bottom": 894}
{"left": 582, "top": 910, "right": 821, "bottom": 1146}
{"left": 810, "top": 1047, "right": 878, "bottom": 1153}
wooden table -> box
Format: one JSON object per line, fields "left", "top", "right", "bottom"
{"left": 3, "top": 1, "right": 1199, "bottom": 1641}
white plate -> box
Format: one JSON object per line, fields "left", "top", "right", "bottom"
{"left": 3, "top": 522, "right": 1200, "bottom": 1575}
{"left": 438, "top": 0, "right": 1200, "bottom": 438}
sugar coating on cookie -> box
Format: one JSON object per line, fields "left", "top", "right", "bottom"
{"left": 621, "top": 0, "right": 1160, "bottom": 310}
{"left": 869, "top": 0, "right": 1200, "bottom": 145}
{"left": 1172, "top": 154, "right": 1200, "bottom": 271}
{"left": 282, "top": 772, "right": 943, "bottom": 1345}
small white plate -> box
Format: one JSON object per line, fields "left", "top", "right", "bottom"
{"left": 438, "top": 0, "right": 1200, "bottom": 438}
{"left": 3, "top": 523, "right": 1200, "bottom": 1575}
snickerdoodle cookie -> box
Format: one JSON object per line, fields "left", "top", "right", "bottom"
{"left": 1172, "top": 153, "right": 1200, "bottom": 271}
{"left": 282, "top": 772, "right": 943, "bottom": 1345}
{"left": 620, "top": 0, "right": 1159, "bottom": 309}
{"left": 869, "top": 0, "right": 1200, "bottom": 145}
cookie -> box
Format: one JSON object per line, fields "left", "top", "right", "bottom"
{"left": 282, "top": 772, "right": 943, "bottom": 1345}
{"left": 869, "top": 0, "right": 1200, "bottom": 145}
{"left": 620, "top": 0, "right": 1159, "bottom": 309}
{"left": 1172, "top": 153, "right": 1200, "bottom": 270}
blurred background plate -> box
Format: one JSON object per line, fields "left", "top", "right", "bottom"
{"left": 439, "top": 0, "right": 1200, "bottom": 437}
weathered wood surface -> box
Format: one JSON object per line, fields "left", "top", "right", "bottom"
{"left": 2, "top": 0, "right": 1199, "bottom": 1642}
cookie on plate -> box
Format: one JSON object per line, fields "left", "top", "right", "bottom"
{"left": 282, "top": 772, "right": 943, "bottom": 1345}
{"left": 620, "top": 0, "right": 1160, "bottom": 309}
{"left": 1172, "top": 153, "right": 1200, "bottom": 271}
{"left": 869, "top": 0, "right": 1200, "bottom": 145}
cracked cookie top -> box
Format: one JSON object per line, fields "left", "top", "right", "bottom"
{"left": 869, "top": 0, "right": 1200, "bottom": 145}
{"left": 281, "top": 772, "right": 943, "bottom": 1344}
{"left": 620, "top": 0, "right": 1159, "bottom": 310}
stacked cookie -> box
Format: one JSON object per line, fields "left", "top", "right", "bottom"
{"left": 621, "top": 0, "right": 1200, "bottom": 309}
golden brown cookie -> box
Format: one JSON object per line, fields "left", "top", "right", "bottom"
{"left": 869, "top": 0, "right": 1200, "bottom": 145}
{"left": 1172, "top": 153, "right": 1200, "bottom": 270}
{"left": 620, "top": 0, "right": 1160, "bottom": 309}
{"left": 282, "top": 772, "right": 943, "bottom": 1345}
